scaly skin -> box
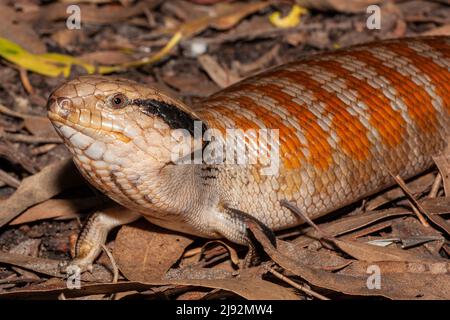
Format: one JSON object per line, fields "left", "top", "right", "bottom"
{"left": 47, "top": 36, "right": 450, "bottom": 271}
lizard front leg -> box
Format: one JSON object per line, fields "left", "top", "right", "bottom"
{"left": 62, "top": 205, "right": 140, "bottom": 273}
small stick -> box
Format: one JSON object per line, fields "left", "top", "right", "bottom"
{"left": 0, "top": 168, "right": 20, "bottom": 188}
{"left": 389, "top": 173, "right": 430, "bottom": 227}
{"left": 428, "top": 173, "right": 442, "bottom": 199}
{"left": 19, "top": 68, "right": 34, "bottom": 95}
{"left": 0, "top": 132, "right": 62, "bottom": 144}
{"left": 280, "top": 199, "right": 330, "bottom": 238}
{"left": 266, "top": 266, "right": 330, "bottom": 300}
{"left": 31, "top": 144, "right": 58, "bottom": 156}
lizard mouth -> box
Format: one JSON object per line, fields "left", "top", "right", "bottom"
{"left": 47, "top": 98, "right": 131, "bottom": 143}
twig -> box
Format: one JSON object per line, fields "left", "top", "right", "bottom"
{"left": 389, "top": 173, "right": 430, "bottom": 227}
{"left": 0, "top": 132, "right": 62, "bottom": 144}
{"left": 0, "top": 169, "right": 20, "bottom": 188}
{"left": 19, "top": 68, "right": 34, "bottom": 95}
{"left": 0, "top": 104, "right": 25, "bottom": 119}
{"left": 31, "top": 144, "right": 58, "bottom": 156}
{"left": 0, "top": 276, "right": 41, "bottom": 285}
{"left": 429, "top": 173, "right": 442, "bottom": 199}
{"left": 266, "top": 266, "right": 329, "bottom": 300}
{"left": 280, "top": 199, "right": 330, "bottom": 238}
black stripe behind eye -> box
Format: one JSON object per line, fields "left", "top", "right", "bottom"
{"left": 133, "top": 99, "right": 206, "bottom": 135}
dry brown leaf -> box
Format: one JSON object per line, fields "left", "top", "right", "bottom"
{"left": 0, "top": 158, "right": 84, "bottom": 228}
{"left": 161, "top": 1, "right": 270, "bottom": 38}
{"left": 79, "top": 51, "right": 135, "bottom": 66}
{"left": 0, "top": 279, "right": 154, "bottom": 299}
{"left": 114, "top": 220, "right": 194, "bottom": 281}
{"left": 23, "top": 117, "right": 59, "bottom": 139}
{"left": 9, "top": 197, "right": 103, "bottom": 225}
{"left": 208, "top": 2, "right": 270, "bottom": 30}
{"left": 331, "top": 238, "right": 443, "bottom": 263}
{"left": 391, "top": 217, "right": 444, "bottom": 255}
{"left": 0, "top": 251, "right": 111, "bottom": 282}
{"left": 198, "top": 54, "right": 241, "bottom": 88}
{"left": 0, "top": 266, "right": 298, "bottom": 300}
{"left": 277, "top": 239, "right": 351, "bottom": 271}
{"left": 163, "top": 267, "right": 299, "bottom": 300}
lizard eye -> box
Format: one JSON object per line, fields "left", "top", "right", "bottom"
{"left": 109, "top": 93, "right": 128, "bottom": 109}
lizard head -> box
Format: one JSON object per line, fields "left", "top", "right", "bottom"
{"left": 47, "top": 76, "right": 202, "bottom": 212}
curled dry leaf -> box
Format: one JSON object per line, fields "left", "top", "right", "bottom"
{"left": 201, "top": 240, "right": 240, "bottom": 266}
{"left": 0, "top": 158, "right": 84, "bottom": 228}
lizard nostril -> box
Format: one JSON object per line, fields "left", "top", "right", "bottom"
{"left": 54, "top": 97, "right": 74, "bottom": 118}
